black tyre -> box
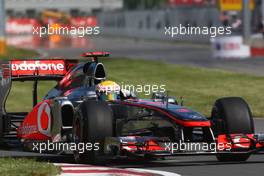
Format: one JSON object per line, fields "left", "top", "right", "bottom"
{"left": 73, "top": 100, "right": 113, "bottom": 164}
{"left": 211, "top": 97, "right": 254, "bottom": 162}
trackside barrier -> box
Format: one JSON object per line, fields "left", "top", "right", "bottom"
{"left": 211, "top": 36, "right": 250, "bottom": 59}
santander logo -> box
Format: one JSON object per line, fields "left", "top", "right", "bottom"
{"left": 11, "top": 60, "right": 66, "bottom": 76}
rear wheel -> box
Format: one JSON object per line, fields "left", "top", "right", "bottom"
{"left": 211, "top": 97, "right": 254, "bottom": 162}
{"left": 73, "top": 100, "right": 113, "bottom": 164}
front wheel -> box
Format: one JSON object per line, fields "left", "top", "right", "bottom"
{"left": 72, "top": 100, "right": 113, "bottom": 164}
{"left": 211, "top": 97, "right": 254, "bottom": 162}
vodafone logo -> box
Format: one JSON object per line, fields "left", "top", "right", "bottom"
{"left": 37, "top": 102, "right": 51, "bottom": 136}
{"left": 11, "top": 60, "right": 66, "bottom": 76}
{"left": 12, "top": 61, "right": 64, "bottom": 71}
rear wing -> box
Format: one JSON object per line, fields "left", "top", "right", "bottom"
{"left": 4, "top": 51, "right": 110, "bottom": 80}
{"left": 0, "top": 59, "right": 78, "bottom": 116}
{"left": 9, "top": 59, "right": 78, "bottom": 81}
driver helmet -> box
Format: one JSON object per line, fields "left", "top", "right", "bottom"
{"left": 96, "top": 80, "right": 120, "bottom": 101}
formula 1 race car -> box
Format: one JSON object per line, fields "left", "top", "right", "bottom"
{"left": 0, "top": 52, "right": 264, "bottom": 164}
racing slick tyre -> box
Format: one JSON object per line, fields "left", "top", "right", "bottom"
{"left": 73, "top": 100, "right": 113, "bottom": 164}
{"left": 211, "top": 97, "right": 254, "bottom": 162}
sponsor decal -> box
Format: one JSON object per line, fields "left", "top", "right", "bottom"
{"left": 17, "top": 101, "right": 52, "bottom": 139}
{"left": 18, "top": 124, "right": 38, "bottom": 135}
{"left": 11, "top": 60, "right": 66, "bottom": 76}
{"left": 37, "top": 102, "right": 51, "bottom": 136}
{"left": 70, "top": 16, "right": 98, "bottom": 27}
{"left": 6, "top": 18, "right": 40, "bottom": 34}
{"left": 176, "top": 108, "right": 190, "bottom": 113}
{"left": 233, "top": 136, "right": 250, "bottom": 148}
{"left": 218, "top": 0, "right": 254, "bottom": 11}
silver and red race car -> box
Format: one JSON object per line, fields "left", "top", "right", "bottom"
{"left": 0, "top": 52, "right": 264, "bottom": 164}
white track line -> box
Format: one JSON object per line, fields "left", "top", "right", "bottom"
{"left": 55, "top": 163, "right": 181, "bottom": 176}
{"left": 130, "top": 168, "right": 181, "bottom": 176}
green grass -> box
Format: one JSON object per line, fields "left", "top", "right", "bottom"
{"left": 0, "top": 158, "right": 60, "bottom": 176}
{"left": 0, "top": 46, "right": 39, "bottom": 60}
{"left": 6, "top": 81, "right": 56, "bottom": 112}
{"left": 5, "top": 58, "right": 264, "bottom": 117}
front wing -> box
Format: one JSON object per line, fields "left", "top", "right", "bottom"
{"left": 104, "top": 134, "right": 264, "bottom": 158}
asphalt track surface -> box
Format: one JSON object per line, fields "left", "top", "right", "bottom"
{"left": 3, "top": 36, "right": 264, "bottom": 175}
